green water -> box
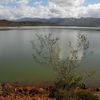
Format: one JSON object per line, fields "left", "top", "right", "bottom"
{"left": 0, "top": 27, "right": 100, "bottom": 87}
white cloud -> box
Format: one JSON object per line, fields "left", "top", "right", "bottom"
{"left": 49, "top": 0, "right": 100, "bottom": 18}
{"left": 0, "top": 0, "right": 100, "bottom": 19}
{"left": 79, "top": 3, "right": 100, "bottom": 18}
{"left": 48, "top": 1, "right": 81, "bottom": 18}
{"left": 0, "top": 0, "right": 16, "bottom": 5}
{"left": 50, "top": 0, "right": 85, "bottom": 7}
{"left": 16, "top": 0, "right": 29, "bottom": 7}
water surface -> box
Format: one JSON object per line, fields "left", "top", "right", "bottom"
{"left": 0, "top": 27, "right": 100, "bottom": 87}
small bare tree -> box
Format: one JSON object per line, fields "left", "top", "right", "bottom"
{"left": 31, "top": 33, "right": 94, "bottom": 89}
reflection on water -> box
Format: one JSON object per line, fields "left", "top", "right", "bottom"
{"left": 0, "top": 27, "right": 100, "bottom": 87}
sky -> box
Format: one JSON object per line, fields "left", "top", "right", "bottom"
{"left": 83, "top": 0, "right": 100, "bottom": 6}
{"left": 0, "top": 0, "right": 100, "bottom": 19}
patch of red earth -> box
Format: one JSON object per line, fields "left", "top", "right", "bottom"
{"left": 15, "top": 83, "right": 47, "bottom": 90}
{"left": 0, "top": 83, "right": 54, "bottom": 100}
{"left": 0, "top": 83, "right": 100, "bottom": 100}
{"left": 0, "top": 95, "right": 53, "bottom": 100}
{"left": 14, "top": 83, "right": 53, "bottom": 93}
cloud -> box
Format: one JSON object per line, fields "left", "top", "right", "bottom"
{"left": 50, "top": 0, "right": 85, "bottom": 7}
{"left": 48, "top": 1, "right": 81, "bottom": 18}
{"left": 0, "top": 0, "right": 16, "bottom": 5}
{"left": 0, "top": 0, "right": 100, "bottom": 19}
{"left": 0, "top": 0, "right": 50, "bottom": 19}
{"left": 79, "top": 3, "right": 100, "bottom": 18}
{"left": 49, "top": 0, "right": 100, "bottom": 18}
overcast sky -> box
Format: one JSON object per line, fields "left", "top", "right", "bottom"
{"left": 0, "top": 0, "right": 100, "bottom": 19}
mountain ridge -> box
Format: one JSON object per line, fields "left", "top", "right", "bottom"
{"left": 0, "top": 18, "right": 100, "bottom": 27}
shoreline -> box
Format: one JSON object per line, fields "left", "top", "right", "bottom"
{"left": 0, "top": 81, "right": 100, "bottom": 90}
{"left": 0, "top": 26, "right": 100, "bottom": 31}
{"left": 0, "top": 82, "right": 100, "bottom": 100}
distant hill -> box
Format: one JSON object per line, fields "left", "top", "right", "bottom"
{"left": 16, "top": 18, "right": 48, "bottom": 22}
{"left": 0, "top": 18, "right": 100, "bottom": 27}
{"left": 0, "top": 20, "right": 54, "bottom": 27}
{"left": 47, "top": 18, "right": 100, "bottom": 27}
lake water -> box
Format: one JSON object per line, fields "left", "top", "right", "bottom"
{"left": 0, "top": 27, "right": 100, "bottom": 87}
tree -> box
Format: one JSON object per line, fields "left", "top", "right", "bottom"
{"left": 31, "top": 33, "right": 97, "bottom": 100}
{"left": 31, "top": 33, "right": 89, "bottom": 82}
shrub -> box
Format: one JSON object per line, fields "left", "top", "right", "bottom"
{"left": 75, "top": 90, "right": 99, "bottom": 100}
{"left": 32, "top": 33, "right": 97, "bottom": 100}
{"left": 1, "top": 83, "right": 15, "bottom": 96}
{"left": 29, "top": 89, "right": 40, "bottom": 96}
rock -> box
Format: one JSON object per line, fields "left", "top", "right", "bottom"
{"left": 96, "top": 88, "right": 100, "bottom": 92}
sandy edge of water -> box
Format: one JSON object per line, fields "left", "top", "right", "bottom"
{"left": 0, "top": 26, "right": 100, "bottom": 31}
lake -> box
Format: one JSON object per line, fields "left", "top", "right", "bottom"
{"left": 0, "top": 26, "right": 100, "bottom": 87}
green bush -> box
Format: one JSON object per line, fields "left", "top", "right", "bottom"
{"left": 49, "top": 85, "right": 76, "bottom": 100}
{"left": 49, "top": 86, "right": 99, "bottom": 100}
{"left": 75, "top": 90, "right": 99, "bottom": 100}
{"left": 29, "top": 89, "right": 40, "bottom": 96}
